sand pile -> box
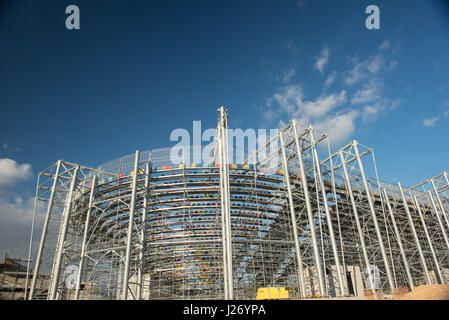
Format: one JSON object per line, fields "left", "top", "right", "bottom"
{"left": 400, "top": 284, "right": 449, "bottom": 300}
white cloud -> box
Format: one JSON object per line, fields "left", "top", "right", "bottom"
{"left": 351, "top": 79, "right": 383, "bottom": 105}
{"left": 300, "top": 91, "right": 347, "bottom": 120}
{"left": 283, "top": 68, "right": 295, "bottom": 83}
{"left": 0, "top": 158, "right": 33, "bottom": 187}
{"left": 263, "top": 42, "right": 401, "bottom": 148}
{"left": 344, "top": 54, "right": 386, "bottom": 85}
{"left": 422, "top": 117, "right": 439, "bottom": 127}
{"left": 362, "top": 104, "right": 382, "bottom": 122}
{"left": 263, "top": 108, "right": 275, "bottom": 121}
{"left": 367, "top": 55, "right": 385, "bottom": 74}
{"left": 379, "top": 40, "right": 390, "bottom": 51}
{"left": 0, "top": 195, "right": 36, "bottom": 225}
{"left": 267, "top": 84, "right": 354, "bottom": 145}
{"left": 314, "top": 47, "right": 330, "bottom": 74}
{"left": 442, "top": 101, "right": 449, "bottom": 117}
{"left": 313, "top": 110, "right": 359, "bottom": 145}
{"left": 325, "top": 71, "right": 337, "bottom": 88}
{"left": 350, "top": 78, "right": 400, "bottom": 122}
{"left": 0, "top": 194, "right": 46, "bottom": 255}
{"left": 271, "top": 84, "right": 304, "bottom": 115}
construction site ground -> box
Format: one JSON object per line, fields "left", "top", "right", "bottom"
{"left": 303, "top": 284, "right": 449, "bottom": 300}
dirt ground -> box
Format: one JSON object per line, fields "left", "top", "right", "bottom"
{"left": 399, "top": 284, "right": 449, "bottom": 300}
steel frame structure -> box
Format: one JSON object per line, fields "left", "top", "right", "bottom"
{"left": 26, "top": 109, "right": 448, "bottom": 300}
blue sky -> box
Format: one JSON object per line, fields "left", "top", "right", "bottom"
{"left": 0, "top": 0, "right": 448, "bottom": 254}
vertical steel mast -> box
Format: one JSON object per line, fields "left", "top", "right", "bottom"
{"left": 122, "top": 150, "right": 140, "bottom": 299}
{"left": 217, "top": 107, "right": 233, "bottom": 299}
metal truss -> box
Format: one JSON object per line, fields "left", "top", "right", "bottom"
{"left": 27, "top": 110, "right": 448, "bottom": 300}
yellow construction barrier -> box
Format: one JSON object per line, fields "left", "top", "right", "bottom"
{"left": 256, "top": 287, "right": 289, "bottom": 300}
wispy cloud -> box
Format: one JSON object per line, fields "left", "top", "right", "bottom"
{"left": 262, "top": 40, "right": 403, "bottom": 147}
{"left": 325, "top": 71, "right": 337, "bottom": 88}
{"left": 443, "top": 101, "right": 449, "bottom": 117}
{"left": 283, "top": 68, "right": 295, "bottom": 83}
{"left": 266, "top": 84, "right": 355, "bottom": 145}
{"left": 421, "top": 101, "right": 449, "bottom": 127}
{"left": 1, "top": 143, "right": 21, "bottom": 157}
{"left": 314, "top": 46, "right": 330, "bottom": 74}
{"left": 344, "top": 54, "right": 386, "bottom": 85}
{"left": 422, "top": 117, "right": 439, "bottom": 127}
{"left": 379, "top": 39, "right": 390, "bottom": 51}
{"left": 351, "top": 79, "right": 383, "bottom": 105}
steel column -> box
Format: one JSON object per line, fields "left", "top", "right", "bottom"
{"left": 353, "top": 142, "right": 394, "bottom": 292}
{"left": 382, "top": 188, "right": 414, "bottom": 290}
{"left": 280, "top": 128, "right": 307, "bottom": 297}
{"left": 309, "top": 127, "right": 345, "bottom": 296}
{"left": 218, "top": 107, "right": 233, "bottom": 300}
{"left": 427, "top": 191, "right": 449, "bottom": 251}
{"left": 121, "top": 150, "right": 140, "bottom": 300}
{"left": 339, "top": 150, "right": 377, "bottom": 292}
{"left": 29, "top": 161, "right": 62, "bottom": 299}
{"left": 431, "top": 179, "right": 449, "bottom": 230}
{"left": 137, "top": 161, "right": 151, "bottom": 300}
{"left": 398, "top": 182, "right": 432, "bottom": 284}
{"left": 412, "top": 195, "right": 444, "bottom": 284}
{"left": 75, "top": 175, "right": 97, "bottom": 300}
{"left": 49, "top": 165, "right": 80, "bottom": 300}
{"left": 25, "top": 174, "right": 42, "bottom": 299}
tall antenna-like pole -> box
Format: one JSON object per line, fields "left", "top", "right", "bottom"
{"left": 217, "top": 107, "right": 233, "bottom": 299}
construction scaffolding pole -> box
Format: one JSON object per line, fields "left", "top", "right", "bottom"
{"left": 382, "top": 188, "right": 414, "bottom": 290}
{"left": 309, "top": 127, "right": 344, "bottom": 296}
{"left": 412, "top": 195, "right": 444, "bottom": 284}
{"left": 75, "top": 175, "right": 97, "bottom": 300}
{"left": 29, "top": 161, "right": 62, "bottom": 299}
{"left": 353, "top": 142, "right": 394, "bottom": 292}
{"left": 25, "top": 174, "right": 42, "bottom": 299}
{"left": 398, "top": 182, "right": 432, "bottom": 284}
{"left": 218, "top": 107, "right": 233, "bottom": 300}
{"left": 300, "top": 128, "right": 325, "bottom": 296}
{"left": 427, "top": 191, "right": 449, "bottom": 251}
{"left": 339, "top": 150, "right": 377, "bottom": 292}
{"left": 279, "top": 128, "right": 306, "bottom": 298}
{"left": 137, "top": 161, "right": 151, "bottom": 300}
{"left": 49, "top": 165, "right": 80, "bottom": 300}
{"left": 121, "top": 150, "right": 140, "bottom": 300}
{"left": 431, "top": 179, "right": 449, "bottom": 230}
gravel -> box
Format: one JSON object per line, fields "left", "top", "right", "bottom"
{"left": 399, "top": 284, "right": 449, "bottom": 300}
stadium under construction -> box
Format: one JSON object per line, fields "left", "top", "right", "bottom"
{"left": 25, "top": 108, "right": 449, "bottom": 300}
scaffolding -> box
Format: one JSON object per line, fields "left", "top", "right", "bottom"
{"left": 26, "top": 108, "right": 449, "bottom": 300}
{"left": 0, "top": 249, "right": 32, "bottom": 300}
